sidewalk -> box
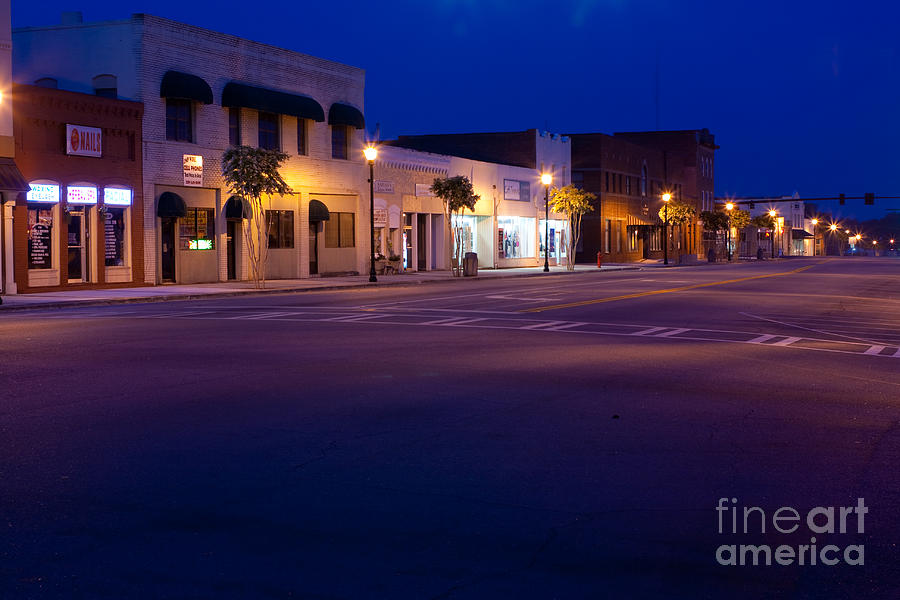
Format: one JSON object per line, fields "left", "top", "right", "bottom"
{"left": 0, "top": 263, "right": 639, "bottom": 311}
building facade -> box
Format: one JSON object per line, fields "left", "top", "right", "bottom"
{"left": 14, "top": 12, "right": 368, "bottom": 284}
{"left": 375, "top": 145, "right": 568, "bottom": 272}
{"left": 11, "top": 84, "right": 144, "bottom": 292}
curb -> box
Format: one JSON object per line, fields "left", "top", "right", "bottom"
{"left": 0, "top": 265, "right": 641, "bottom": 313}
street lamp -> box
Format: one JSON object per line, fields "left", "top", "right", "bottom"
{"left": 810, "top": 218, "right": 818, "bottom": 256}
{"left": 768, "top": 209, "right": 777, "bottom": 258}
{"left": 662, "top": 192, "right": 671, "bottom": 265}
{"left": 725, "top": 202, "right": 734, "bottom": 261}
{"left": 541, "top": 173, "right": 552, "bottom": 272}
{"left": 364, "top": 145, "right": 378, "bottom": 282}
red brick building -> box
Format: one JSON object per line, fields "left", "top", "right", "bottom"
{"left": 571, "top": 129, "right": 717, "bottom": 263}
{"left": 12, "top": 84, "right": 144, "bottom": 292}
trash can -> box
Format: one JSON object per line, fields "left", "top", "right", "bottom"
{"left": 463, "top": 252, "right": 478, "bottom": 277}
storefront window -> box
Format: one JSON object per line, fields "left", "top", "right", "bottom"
{"left": 266, "top": 210, "right": 294, "bottom": 248}
{"left": 540, "top": 220, "right": 568, "bottom": 259}
{"left": 497, "top": 216, "right": 535, "bottom": 259}
{"left": 104, "top": 207, "right": 127, "bottom": 267}
{"left": 181, "top": 207, "right": 215, "bottom": 250}
{"left": 27, "top": 206, "right": 54, "bottom": 270}
{"left": 452, "top": 215, "right": 478, "bottom": 256}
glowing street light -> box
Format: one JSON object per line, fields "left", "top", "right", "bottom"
{"left": 662, "top": 192, "right": 671, "bottom": 265}
{"left": 364, "top": 145, "right": 378, "bottom": 283}
{"left": 541, "top": 173, "right": 552, "bottom": 272}
{"left": 768, "top": 209, "right": 778, "bottom": 258}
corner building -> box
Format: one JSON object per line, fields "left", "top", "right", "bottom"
{"left": 14, "top": 13, "right": 368, "bottom": 283}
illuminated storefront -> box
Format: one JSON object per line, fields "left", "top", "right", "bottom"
{"left": 11, "top": 84, "right": 143, "bottom": 292}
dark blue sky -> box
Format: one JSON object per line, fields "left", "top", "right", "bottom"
{"left": 13, "top": 0, "right": 900, "bottom": 220}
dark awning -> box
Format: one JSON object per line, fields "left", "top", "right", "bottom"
{"left": 328, "top": 103, "right": 365, "bottom": 129}
{"left": 309, "top": 199, "right": 330, "bottom": 222}
{"left": 224, "top": 195, "right": 251, "bottom": 220}
{"left": 0, "top": 158, "right": 30, "bottom": 194}
{"left": 160, "top": 71, "right": 213, "bottom": 105}
{"left": 157, "top": 192, "right": 187, "bottom": 218}
{"left": 792, "top": 228, "right": 814, "bottom": 240}
{"left": 222, "top": 82, "right": 325, "bottom": 122}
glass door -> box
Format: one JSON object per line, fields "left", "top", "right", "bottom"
{"left": 67, "top": 207, "right": 89, "bottom": 282}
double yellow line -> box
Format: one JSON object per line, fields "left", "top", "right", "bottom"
{"left": 521, "top": 261, "right": 827, "bottom": 314}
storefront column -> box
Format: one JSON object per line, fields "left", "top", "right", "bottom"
{"left": 424, "top": 213, "right": 432, "bottom": 271}
{"left": 299, "top": 192, "right": 310, "bottom": 279}
{"left": 1, "top": 201, "right": 13, "bottom": 294}
{"left": 410, "top": 212, "right": 419, "bottom": 272}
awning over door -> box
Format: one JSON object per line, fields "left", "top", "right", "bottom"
{"left": 222, "top": 82, "right": 325, "bottom": 122}
{"left": 792, "top": 228, "right": 814, "bottom": 240}
{"left": 327, "top": 103, "right": 365, "bottom": 129}
{"left": 160, "top": 71, "right": 214, "bottom": 104}
{"left": 308, "top": 199, "right": 330, "bottom": 222}
{"left": 0, "top": 158, "right": 30, "bottom": 194}
{"left": 157, "top": 191, "right": 187, "bottom": 218}
{"left": 224, "top": 195, "right": 251, "bottom": 219}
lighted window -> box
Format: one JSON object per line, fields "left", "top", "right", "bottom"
{"left": 27, "top": 206, "right": 54, "bottom": 269}
{"left": 104, "top": 207, "right": 127, "bottom": 267}
{"left": 166, "top": 99, "right": 193, "bottom": 142}
{"left": 180, "top": 208, "right": 215, "bottom": 250}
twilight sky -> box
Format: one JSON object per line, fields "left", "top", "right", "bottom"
{"left": 12, "top": 0, "right": 900, "bottom": 220}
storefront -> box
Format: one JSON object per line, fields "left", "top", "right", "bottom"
{"left": 11, "top": 85, "right": 144, "bottom": 293}
{"left": 539, "top": 219, "right": 568, "bottom": 266}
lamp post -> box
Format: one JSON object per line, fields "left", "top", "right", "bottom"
{"left": 768, "top": 209, "right": 777, "bottom": 258}
{"left": 364, "top": 145, "right": 378, "bottom": 282}
{"left": 662, "top": 192, "right": 671, "bottom": 265}
{"left": 810, "top": 218, "right": 818, "bottom": 256}
{"left": 542, "top": 173, "right": 552, "bottom": 272}
{"left": 828, "top": 223, "right": 837, "bottom": 256}
{"left": 725, "top": 202, "right": 734, "bottom": 261}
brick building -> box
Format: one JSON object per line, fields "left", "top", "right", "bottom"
{"left": 570, "top": 129, "right": 717, "bottom": 263}
{"left": 14, "top": 12, "right": 368, "bottom": 284}
{"left": 11, "top": 84, "right": 143, "bottom": 292}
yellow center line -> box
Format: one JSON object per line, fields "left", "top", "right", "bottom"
{"left": 521, "top": 261, "right": 830, "bottom": 313}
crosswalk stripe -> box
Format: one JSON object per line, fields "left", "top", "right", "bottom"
{"left": 632, "top": 326, "right": 668, "bottom": 336}
{"left": 771, "top": 336, "right": 802, "bottom": 346}
{"left": 749, "top": 334, "right": 777, "bottom": 344}
{"left": 864, "top": 345, "right": 886, "bottom": 356}
{"left": 657, "top": 328, "right": 690, "bottom": 337}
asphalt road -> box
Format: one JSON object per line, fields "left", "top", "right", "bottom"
{"left": 1, "top": 257, "right": 898, "bottom": 599}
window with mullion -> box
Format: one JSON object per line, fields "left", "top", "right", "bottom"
{"left": 229, "top": 107, "right": 241, "bottom": 146}
{"left": 331, "top": 125, "right": 348, "bottom": 160}
{"left": 297, "top": 118, "right": 307, "bottom": 155}
{"left": 165, "top": 99, "right": 192, "bottom": 142}
{"left": 258, "top": 112, "right": 280, "bottom": 150}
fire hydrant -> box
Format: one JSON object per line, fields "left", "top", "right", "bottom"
{"left": 597, "top": 251, "right": 603, "bottom": 268}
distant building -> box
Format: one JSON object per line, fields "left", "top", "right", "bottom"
{"left": 14, "top": 12, "right": 368, "bottom": 284}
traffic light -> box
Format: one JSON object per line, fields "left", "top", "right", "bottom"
{"left": 839, "top": 193, "right": 845, "bottom": 205}
{"left": 865, "top": 193, "right": 874, "bottom": 205}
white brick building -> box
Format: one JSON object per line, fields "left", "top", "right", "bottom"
{"left": 14, "top": 12, "right": 369, "bottom": 283}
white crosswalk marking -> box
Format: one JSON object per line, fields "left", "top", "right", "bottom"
{"left": 864, "top": 345, "right": 886, "bottom": 356}
{"left": 748, "top": 334, "right": 777, "bottom": 344}
{"left": 657, "top": 328, "right": 690, "bottom": 337}
{"left": 632, "top": 326, "right": 668, "bottom": 336}
{"left": 771, "top": 336, "right": 801, "bottom": 346}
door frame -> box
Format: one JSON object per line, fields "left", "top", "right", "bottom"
{"left": 160, "top": 217, "right": 177, "bottom": 282}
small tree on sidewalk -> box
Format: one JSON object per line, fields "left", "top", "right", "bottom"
{"left": 222, "top": 146, "right": 292, "bottom": 288}
{"left": 431, "top": 175, "right": 480, "bottom": 276}
{"left": 549, "top": 184, "right": 596, "bottom": 270}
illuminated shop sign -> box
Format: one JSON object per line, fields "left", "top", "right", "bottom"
{"left": 104, "top": 188, "right": 132, "bottom": 206}
{"left": 66, "top": 124, "right": 102, "bottom": 157}
{"left": 189, "top": 239, "right": 213, "bottom": 250}
{"left": 27, "top": 183, "right": 60, "bottom": 203}
{"left": 67, "top": 186, "right": 98, "bottom": 204}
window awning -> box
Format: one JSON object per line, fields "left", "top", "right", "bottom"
{"left": 328, "top": 103, "right": 365, "bottom": 129}
{"left": 627, "top": 213, "right": 657, "bottom": 226}
{"left": 308, "top": 199, "right": 330, "bottom": 222}
{"left": 222, "top": 82, "right": 325, "bottom": 122}
{"left": 792, "top": 228, "right": 814, "bottom": 240}
{"left": 224, "top": 195, "right": 251, "bottom": 220}
{"left": 0, "top": 158, "right": 30, "bottom": 194}
{"left": 157, "top": 191, "right": 187, "bottom": 218}
{"left": 160, "top": 71, "right": 213, "bottom": 105}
